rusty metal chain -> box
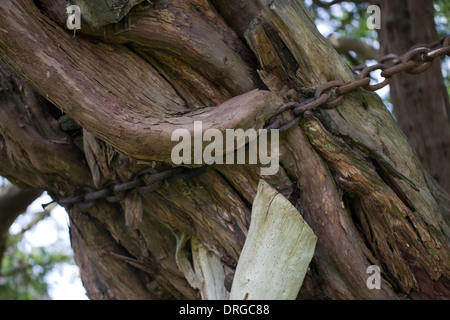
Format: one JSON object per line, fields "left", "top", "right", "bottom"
{"left": 266, "top": 35, "right": 449, "bottom": 131}
{"left": 51, "top": 166, "right": 185, "bottom": 210}
{"left": 53, "top": 35, "right": 449, "bottom": 210}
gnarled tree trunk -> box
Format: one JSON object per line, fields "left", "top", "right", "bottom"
{"left": 0, "top": 0, "right": 448, "bottom": 299}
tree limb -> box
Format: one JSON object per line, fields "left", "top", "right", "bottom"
{"left": 13, "top": 202, "right": 56, "bottom": 239}
{"left": 312, "top": 0, "right": 361, "bottom": 9}
{"left": 0, "top": 185, "right": 42, "bottom": 266}
{"left": 327, "top": 34, "right": 380, "bottom": 62}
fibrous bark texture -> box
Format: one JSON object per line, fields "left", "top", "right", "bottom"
{"left": 0, "top": 0, "right": 448, "bottom": 300}
{"left": 376, "top": 0, "right": 450, "bottom": 194}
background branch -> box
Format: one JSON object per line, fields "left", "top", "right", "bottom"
{"left": 0, "top": 185, "right": 42, "bottom": 266}
{"left": 312, "top": 0, "right": 361, "bottom": 9}
{"left": 327, "top": 34, "right": 380, "bottom": 62}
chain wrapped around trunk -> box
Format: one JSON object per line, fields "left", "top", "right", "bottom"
{"left": 52, "top": 35, "right": 449, "bottom": 210}
{"left": 265, "top": 35, "right": 449, "bottom": 131}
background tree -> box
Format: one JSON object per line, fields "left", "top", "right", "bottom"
{"left": 0, "top": 0, "right": 448, "bottom": 299}
{"left": 376, "top": 0, "right": 450, "bottom": 193}
{"left": 0, "top": 182, "right": 74, "bottom": 300}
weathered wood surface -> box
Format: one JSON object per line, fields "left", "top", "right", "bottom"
{"left": 229, "top": 180, "right": 316, "bottom": 300}
{"left": 0, "top": 0, "right": 448, "bottom": 299}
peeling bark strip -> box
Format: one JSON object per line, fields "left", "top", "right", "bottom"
{"left": 229, "top": 180, "right": 317, "bottom": 300}
{"left": 0, "top": 0, "right": 449, "bottom": 300}
{"left": 175, "top": 233, "right": 231, "bottom": 300}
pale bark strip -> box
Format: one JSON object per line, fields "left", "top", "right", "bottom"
{"left": 175, "top": 233, "right": 231, "bottom": 300}
{"left": 40, "top": 0, "right": 259, "bottom": 106}
{"left": 229, "top": 179, "right": 317, "bottom": 300}
{"left": 191, "top": 237, "right": 231, "bottom": 300}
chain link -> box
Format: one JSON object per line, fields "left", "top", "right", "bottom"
{"left": 53, "top": 167, "right": 186, "bottom": 210}
{"left": 267, "top": 34, "right": 449, "bottom": 132}
{"left": 54, "top": 35, "right": 449, "bottom": 210}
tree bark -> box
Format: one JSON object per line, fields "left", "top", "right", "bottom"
{"left": 0, "top": 0, "right": 448, "bottom": 300}
{"left": 0, "top": 185, "right": 42, "bottom": 266}
{"left": 376, "top": 0, "right": 450, "bottom": 193}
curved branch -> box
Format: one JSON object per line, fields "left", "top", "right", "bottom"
{"left": 312, "top": 0, "right": 361, "bottom": 9}
{"left": 0, "top": 0, "right": 282, "bottom": 163}
{"left": 327, "top": 34, "right": 380, "bottom": 62}
{"left": 40, "top": 0, "right": 259, "bottom": 105}
{"left": 13, "top": 202, "right": 56, "bottom": 238}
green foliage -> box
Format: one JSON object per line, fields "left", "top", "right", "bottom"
{"left": 434, "top": 0, "right": 450, "bottom": 38}
{"left": 0, "top": 218, "right": 71, "bottom": 300}
{"left": 306, "top": 0, "right": 448, "bottom": 47}
{"left": 305, "top": 1, "right": 378, "bottom": 42}
{"left": 433, "top": 0, "right": 450, "bottom": 92}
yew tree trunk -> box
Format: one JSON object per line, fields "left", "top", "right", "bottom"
{"left": 0, "top": 0, "right": 449, "bottom": 300}
{"left": 376, "top": 0, "right": 450, "bottom": 194}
